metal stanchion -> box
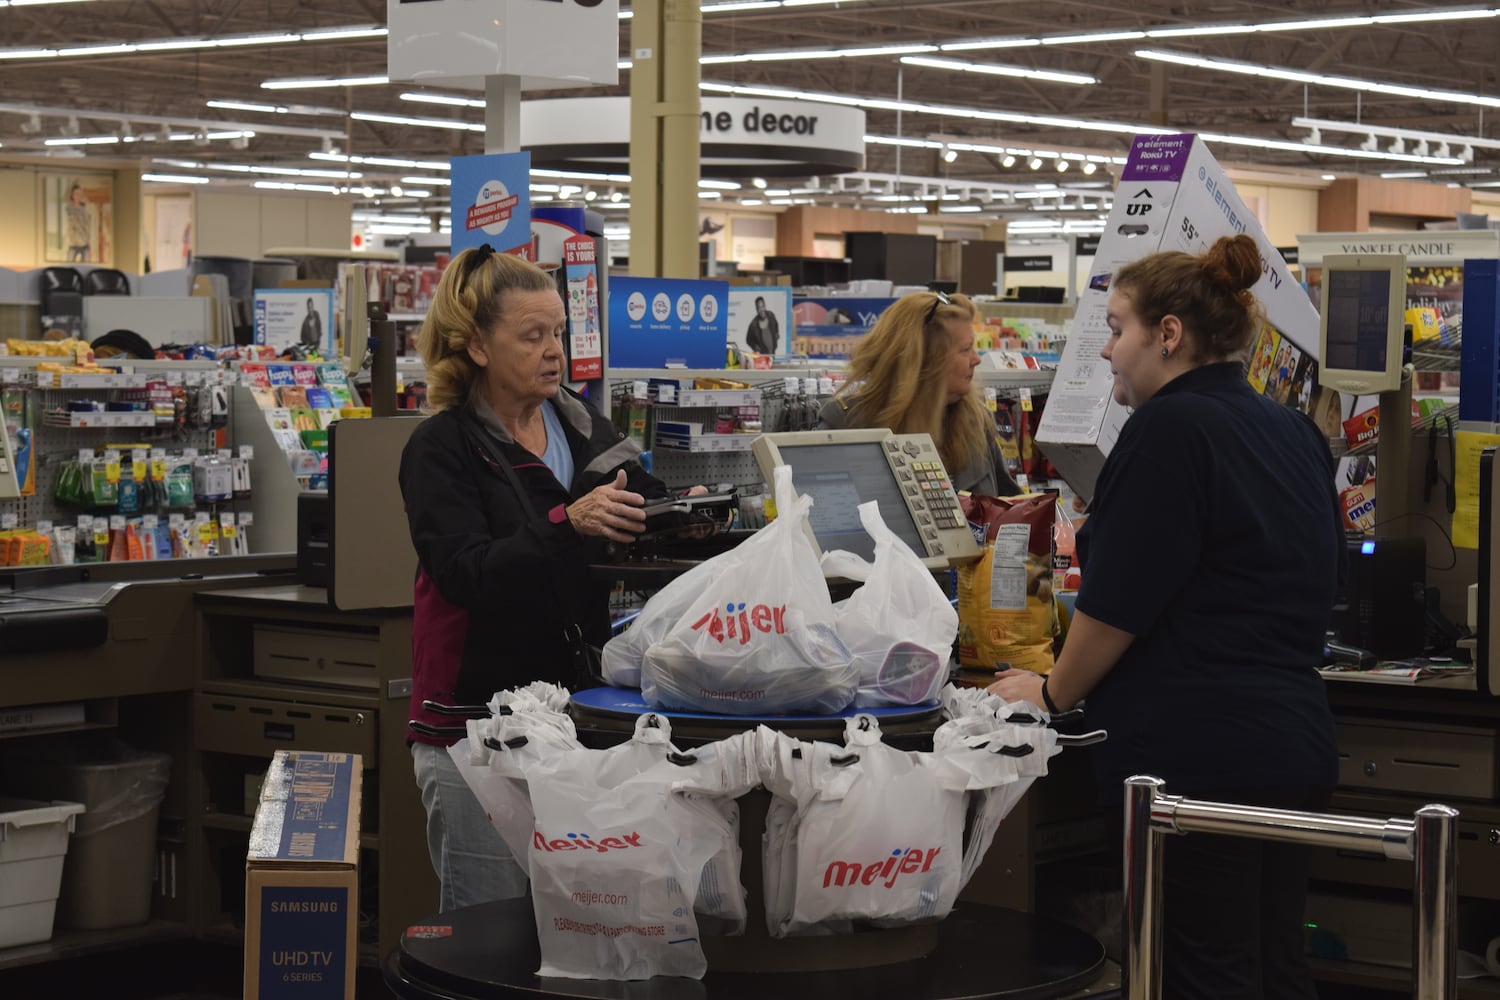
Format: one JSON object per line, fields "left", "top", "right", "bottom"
{"left": 1120, "top": 776, "right": 1458, "bottom": 1000}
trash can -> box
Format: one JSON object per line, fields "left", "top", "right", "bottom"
{"left": 1, "top": 742, "right": 170, "bottom": 930}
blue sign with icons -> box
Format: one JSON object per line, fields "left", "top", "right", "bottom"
{"left": 608, "top": 276, "right": 729, "bottom": 368}
{"left": 450, "top": 152, "right": 533, "bottom": 257}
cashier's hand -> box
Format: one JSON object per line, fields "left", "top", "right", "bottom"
{"left": 987, "top": 668, "right": 1045, "bottom": 709}
{"left": 567, "top": 470, "right": 646, "bottom": 543}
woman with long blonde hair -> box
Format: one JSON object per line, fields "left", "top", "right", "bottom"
{"left": 817, "top": 290, "right": 1020, "bottom": 495}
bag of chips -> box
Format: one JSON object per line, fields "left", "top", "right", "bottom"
{"left": 956, "top": 493, "right": 1058, "bottom": 674}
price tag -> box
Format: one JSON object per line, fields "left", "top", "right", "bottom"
{"left": 167, "top": 371, "right": 184, "bottom": 386}
{"left": 142, "top": 515, "right": 158, "bottom": 530}
{"left": 150, "top": 448, "right": 167, "bottom": 480}
{"left": 1, "top": 368, "right": 19, "bottom": 384}
{"left": 784, "top": 377, "right": 800, "bottom": 395}
{"left": 168, "top": 513, "right": 185, "bottom": 528}
{"left": 1019, "top": 387, "right": 1034, "bottom": 412}
{"left": 36, "top": 519, "right": 52, "bottom": 535}
{"left": 131, "top": 449, "right": 148, "bottom": 482}
{"left": 182, "top": 448, "right": 199, "bottom": 459}
{"left": 78, "top": 448, "right": 95, "bottom": 464}
{"left": 216, "top": 448, "right": 232, "bottom": 461}
{"left": 220, "top": 512, "right": 237, "bottom": 538}
{"left": 658, "top": 384, "right": 677, "bottom": 404}
{"left": 238, "top": 512, "right": 254, "bottom": 527}
{"left": 78, "top": 515, "right": 93, "bottom": 531}
{"left": 632, "top": 380, "right": 649, "bottom": 399}
{"left": 109, "top": 515, "right": 126, "bottom": 531}
{"left": 103, "top": 449, "right": 122, "bottom": 484}
{"left": 819, "top": 377, "right": 835, "bottom": 396}
{"left": 0, "top": 513, "right": 17, "bottom": 530}
{"left": 197, "top": 521, "right": 217, "bottom": 545}
{"left": 239, "top": 445, "right": 255, "bottom": 461}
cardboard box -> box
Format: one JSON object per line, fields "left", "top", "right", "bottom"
{"left": 1035, "top": 133, "right": 1320, "bottom": 498}
{"left": 244, "top": 751, "right": 362, "bottom": 1000}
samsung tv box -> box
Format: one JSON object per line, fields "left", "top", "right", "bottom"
{"left": 244, "top": 750, "right": 361, "bottom": 1000}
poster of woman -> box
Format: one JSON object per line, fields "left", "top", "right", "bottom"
{"left": 42, "top": 173, "right": 113, "bottom": 264}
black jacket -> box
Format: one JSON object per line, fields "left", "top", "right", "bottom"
{"left": 400, "top": 387, "right": 666, "bottom": 742}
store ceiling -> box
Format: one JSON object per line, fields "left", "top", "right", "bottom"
{"left": 1, "top": 0, "right": 1495, "bottom": 230}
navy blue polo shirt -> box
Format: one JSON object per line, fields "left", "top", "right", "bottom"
{"left": 1074, "top": 362, "right": 1341, "bottom": 798}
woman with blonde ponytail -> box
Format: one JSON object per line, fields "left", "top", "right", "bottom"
{"left": 399, "top": 245, "right": 669, "bottom": 911}
{"left": 991, "top": 234, "right": 1343, "bottom": 1000}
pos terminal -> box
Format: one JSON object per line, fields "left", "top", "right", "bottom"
{"left": 751, "top": 428, "right": 981, "bottom": 570}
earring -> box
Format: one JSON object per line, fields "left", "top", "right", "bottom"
{"left": 1160, "top": 348, "right": 1169, "bottom": 358}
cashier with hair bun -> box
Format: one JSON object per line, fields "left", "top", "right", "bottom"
{"left": 817, "top": 290, "right": 1020, "bottom": 496}
{"left": 989, "top": 235, "right": 1343, "bottom": 1000}
{"left": 399, "top": 245, "right": 671, "bottom": 911}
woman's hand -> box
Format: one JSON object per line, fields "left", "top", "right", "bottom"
{"left": 566, "top": 470, "right": 646, "bottom": 542}
{"left": 986, "top": 668, "right": 1046, "bottom": 708}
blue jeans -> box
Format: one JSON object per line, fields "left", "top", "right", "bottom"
{"left": 410, "top": 742, "right": 529, "bottom": 911}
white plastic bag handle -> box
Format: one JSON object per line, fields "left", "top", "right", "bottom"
{"left": 819, "top": 548, "right": 874, "bottom": 582}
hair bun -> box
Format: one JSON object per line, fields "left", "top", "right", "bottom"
{"left": 1202, "top": 234, "right": 1262, "bottom": 294}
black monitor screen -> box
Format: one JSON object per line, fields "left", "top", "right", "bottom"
{"left": 1324, "top": 269, "right": 1392, "bottom": 373}
{"left": 781, "top": 443, "right": 926, "bottom": 561}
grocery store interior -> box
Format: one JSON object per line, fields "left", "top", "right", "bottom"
{"left": 1, "top": 2, "right": 1499, "bottom": 1000}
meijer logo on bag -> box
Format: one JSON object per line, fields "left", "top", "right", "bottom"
{"left": 533, "top": 830, "right": 645, "bottom": 853}
{"left": 690, "top": 601, "right": 787, "bottom": 645}
{"left": 822, "top": 846, "right": 942, "bottom": 889}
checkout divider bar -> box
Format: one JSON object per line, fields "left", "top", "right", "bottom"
{"left": 1122, "top": 774, "right": 1459, "bottom": 1000}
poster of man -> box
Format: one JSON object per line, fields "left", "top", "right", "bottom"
{"left": 726, "top": 287, "right": 792, "bottom": 359}
{"left": 300, "top": 296, "right": 324, "bottom": 349}
{"left": 42, "top": 173, "right": 113, "bottom": 264}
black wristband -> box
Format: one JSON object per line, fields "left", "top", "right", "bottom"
{"left": 1040, "top": 676, "right": 1061, "bottom": 715}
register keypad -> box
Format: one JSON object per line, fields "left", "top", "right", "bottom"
{"left": 913, "top": 462, "right": 965, "bottom": 529}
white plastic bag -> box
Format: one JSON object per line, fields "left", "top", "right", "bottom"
{"left": 822, "top": 501, "right": 959, "bottom": 707}
{"left": 523, "top": 714, "right": 757, "bottom": 979}
{"left": 776, "top": 716, "right": 970, "bottom": 935}
{"left": 641, "top": 465, "right": 856, "bottom": 715}
{"left": 601, "top": 558, "right": 719, "bottom": 689}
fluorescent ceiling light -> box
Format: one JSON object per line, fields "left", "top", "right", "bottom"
{"left": 254, "top": 181, "right": 343, "bottom": 194}
{"left": 0, "top": 25, "right": 385, "bottom": 61}
{"left": 702, "top": 42, "right": 937, "bottom": 65}
{"left": 1380, "top": 171, "right": 1427, "bottom": 179}
{"left": 142, "top": 173, "right": 210, "bottom": 184}
{"left": 402, "top": 175, "right": 451, "bottom": 186}
{"left": 400, "top": 92, "right": 486, "bottom": 108}
{"left": 205, "top": 99, "right": 343, "bottom": 117}
{"left": 350, "top": 110, "right": 484, "bottom": 132}
{"left": 701, "top": 0, "right": 779, "bottom": 10}
{"left": 900, "top": 55, "right": 1097, "bottom": 85}
{"left": 312, "top": 152, "right": 450, "bottom": 170}
{"left": 1042, "top": 30, "right": 1146, "bottom": 44}
{"left": 263, "top": 76, "right": 389, "bottom": 91}
{"left": 944, "top": 7, "right": 1500, "bottom": 53}
{"left": 1137, "top": 48, "right": 1500, "bottom": 109}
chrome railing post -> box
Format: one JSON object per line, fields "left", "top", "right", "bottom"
{"left": 1413, "top": 804, "right": 1460, "bottom": 1000}
{"left": 1123, "top": 775, "right": 1165, "bottom": 1000}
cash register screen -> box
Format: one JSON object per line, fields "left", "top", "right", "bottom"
{"left": 777, "top": 442, "right": 926, "bottom": 561}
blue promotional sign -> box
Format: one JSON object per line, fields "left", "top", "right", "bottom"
{"left": 449, "top": 152, "right": 533, "bottom": 257}
{"left": 608, "top": 276, "right": 728, "bottom": 368}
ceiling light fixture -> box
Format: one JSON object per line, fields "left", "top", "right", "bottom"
{"left": 1136, "top": 47, "right": 1500, "bottom": 110}
{"left": 141, "top": 172, "right": 211, "bottom": 184}
{"left": 752, "top": 176, "right": 768, "bottom": 188}
{"left": 942, "top": 146, "right": 958, "bottom": 163}
{"left": 1082, "top": 161, "right": 1097, "bottom": 174}
{"left": 1001, "top": 154, "right": 1016, "bottom": 167}
{"left": 1029, "top": 157, "right": 1043, "bottom": 170}
{"left": 400, "top": 91, "right": 487, "bottom": 109}
{"left": 943, "top": 6, "right": 1499, "bottom": 53}
{"left": 899, "top": 54, "right": 1098, "bottom": 86}
{"left": 263, "top": 75, "right": 389, "bottom": 91}
{"left": 349, "top": 111, "right": 484, "bottom": 132}
{"left": 0, "top": 25, "right": 386, "bottom": 62}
